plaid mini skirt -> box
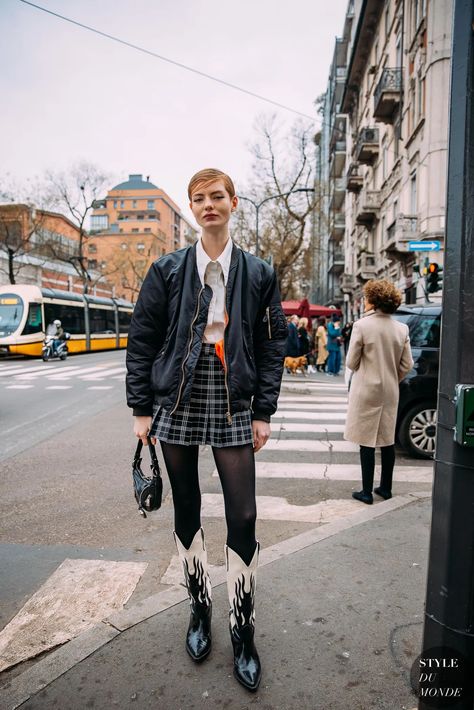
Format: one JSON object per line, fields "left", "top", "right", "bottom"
{"left": 150, "top": 343, "right": 254, "bottom": 447}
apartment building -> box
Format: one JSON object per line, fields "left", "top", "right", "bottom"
{"left": 89, "top": 174, "right": 198, "bottom": 301}
{"left": 339, "top": 0, "right": 452, "bottom": 318}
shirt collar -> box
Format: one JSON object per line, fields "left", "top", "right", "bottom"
{"left": 196, "top": 236, "right": 233, "bottom": 287}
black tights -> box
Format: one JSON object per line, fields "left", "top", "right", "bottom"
{"left": 359, "top": 444, "right": 396, "bottom": 493}
{"left": 160, "top": 442, "right": 257, "bottom": 565}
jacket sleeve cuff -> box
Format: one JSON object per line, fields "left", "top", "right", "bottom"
{"left": 132, "top": 408, "right": 154, "bottom": 417}
{"left": 251, "top": 411, "right": 271, "bottom": 423}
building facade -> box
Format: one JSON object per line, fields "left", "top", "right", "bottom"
{"left": 90, "top": 174, "right": 198, "bottom": 301}
{"left": 339, "top": 0, "right": 451, "bottom": 319}
{"left": 0, "top": 204, "right": 113, "bottom": 296}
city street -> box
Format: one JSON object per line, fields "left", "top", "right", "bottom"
{"left": 0, "top": 350, "right": 432, "bottom": 708}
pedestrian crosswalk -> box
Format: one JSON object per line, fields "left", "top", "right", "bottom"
{"left": 0, "top": 361, "right": 126, "bottom": 390}
{"left": 207, "top": 373, "right": 433, "bottom": 525}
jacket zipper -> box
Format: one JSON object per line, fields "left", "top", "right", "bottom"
{"left": 265, "top": 306, "right": 272, "bottom": 339}
{"left": 223, "top": 303, "right": 232, "bottom": 425}
{"left": 169, "top": 286, "right": 203, "bottom": 415}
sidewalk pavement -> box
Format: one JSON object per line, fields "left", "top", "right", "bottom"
{"left": 0, "top": 491, "right": 430, "bottom": 710}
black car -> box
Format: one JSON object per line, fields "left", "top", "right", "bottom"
{"left": 393, "top": 304, "right": 441, "bottom": 459}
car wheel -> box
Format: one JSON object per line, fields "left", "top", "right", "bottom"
{"left": 399, "top": 404, "right": 437, "bottom": 459}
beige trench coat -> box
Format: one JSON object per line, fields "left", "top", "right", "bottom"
{"left": 344, "top": 310, "right": 414, "bottom": 447}
{"left": 316, "top": 325, "right": 328, "bottom": 365}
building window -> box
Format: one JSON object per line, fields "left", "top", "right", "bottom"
{"left": 131, "top": 228, "right": 139, "bottom": 233}
{"left": 147, "top": 200, "right": 154, "bottom": 209}
{"left": 121, "top": 242, "right": 128, "bottom": 250}
{"left": 88, "top": 243, "right": 97, "bottom": 254}
{"left": 100, "top": 261, "right": 106, "bottom": 270}
{"left": 120, "top": 200, "right": 125, "bottom": 208}
{"left": 137, "top": 243, "right": 145, "bottom": 252}
{"left": 410, "top": 172, "right": 417, "bottom": 214}
{"left": 381, "top": 215, "right": 386, "bottom": 245}
{"left": 384, "top": 5, "right": 390, "bottom": 39}
{"left": 89, "top": 259, "right": 98, "bottom": 269}
{"left": 90, "top": 215, "right": 108, "bottom": 232}
{"left": 382, "top": 138, "right": 388, "bottom": 181}
{"left": 113, "top": 200, "right": 117, "bottom": 208}
{"left": 393, "top": 199, "right": 399, "bottom": 221}
{"left": 137, "top": 214, "right": 144, "bottom": 220}
{"left": 132, "top": 200, "right": 137, "bottom": 208}
{"left": 144, "top": 228, "right": 151, "bottom": 233}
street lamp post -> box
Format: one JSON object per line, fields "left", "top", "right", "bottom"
{"left": 238, "top": 188, "right": 315, "bottom": 259}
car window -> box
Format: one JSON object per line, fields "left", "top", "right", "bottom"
{"left": 393, "top": 313, "right": 441, "bottom": 348}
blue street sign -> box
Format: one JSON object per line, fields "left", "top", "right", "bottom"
{"left": 408, "top": 241, "right": 441, "bottom": 252}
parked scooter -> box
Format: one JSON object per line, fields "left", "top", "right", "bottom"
{"left": 42, "top": 332, "right": 71, "bottom": 361}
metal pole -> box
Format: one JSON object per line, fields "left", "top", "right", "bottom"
{"left": 255, "top": 204, "right": 260, "bottom": 259}
{"left": 418, "top": 1, "right": 474, "bottom": 707}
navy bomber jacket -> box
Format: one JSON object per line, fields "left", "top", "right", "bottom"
{"left": 126, "top": 240, "right": 288, "bottom": 423}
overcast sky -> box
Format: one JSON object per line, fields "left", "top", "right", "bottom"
{"left": 1, "top": 0, "right": 348, "bottom": 222}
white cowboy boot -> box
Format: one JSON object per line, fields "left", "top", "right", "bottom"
{"left": 225, "top": 543, "right": 262, "bottom": 691}
{"left": 174, "top": 528, "right": 212, "bottom": 662}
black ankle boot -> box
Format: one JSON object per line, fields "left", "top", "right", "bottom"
{"left": 374, "top": 487, "right": 392, "bottom": 500}
{"left": 226, "top": 543, "right": 261, "bottom": 691}
{"left": 352, "top": 490, "right": 373, "bottom": 504}
{"left": 174, "top": 529, "right": 212, "bottom": 662}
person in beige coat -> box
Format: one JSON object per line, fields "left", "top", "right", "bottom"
{"left": 344, "top": 280, "right": 414, "bottom": 504}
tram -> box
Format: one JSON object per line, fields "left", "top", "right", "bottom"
{"left": 0, "top": 284, "right": 134, "bottom": 357}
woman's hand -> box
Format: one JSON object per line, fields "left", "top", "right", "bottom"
{"left": 252, "top": 420, "right": 270, "bottom": 453}
{"left": 133, "top": 416, "right": 156, "bottom": 446}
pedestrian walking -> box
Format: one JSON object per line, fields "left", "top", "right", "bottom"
{"left": 286, "top": 314, "right": 300, "bottom": 357}
{"left": 344, "top": 280, "right": 414, "bottom": 504}
{"left": 326, "top": 314, "right": 342, "bottom": 376}
{"left": 315, "top": 317, "right": 328, "bottom": 372}
{"left": 341, "top": 321, "right": 353, "bottom": 355}
{"left": 126, "top": 168, "right": 288, "bottom": 692}
{"left": 297, "top": 316, "right": 310, "bottom": 373}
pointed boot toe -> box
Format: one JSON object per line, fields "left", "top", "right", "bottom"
{"left": 231, "top": 625, "right": 262, "bottom": 691}
{"left": 352, "top": 490, "right": 373, "bottom": 504}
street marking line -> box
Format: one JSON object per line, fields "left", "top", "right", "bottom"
{"left": 275, "top": 423, "right": 345, "bottom": 433}
{"left": 45, "top": 386, "right": 73, "bottom": 390}
{"left": 202, "top": 493, "right": 374, "bottom": 523}
{"left": 280, "top": 396, "right": 348, "bottom": 403}
{"left": 0, "top": 366, "right": 50, "bottom": 378}
{"left": 87, "top": 386, "right": 114, "bottom": 390}
{"left": 263, "top": 439, "right": 359, "bottom": 452}
{"left": 252, "top": 462, "right": 432, "bottom": 482}
{"left": 274, "top": 410, "right": 346, "bottom": 420}
{"left": 82, "top": 367, "right": 127, "bottom": 380}
{"left": 0, "top": 558, "right": 147, "bottom": 673}
{"left": 5, "top": 385, "right": 34, "bottom": 389}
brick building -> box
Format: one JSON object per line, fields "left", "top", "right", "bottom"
{"left": 89, "top": 174, "right": 198, "bottom": 301}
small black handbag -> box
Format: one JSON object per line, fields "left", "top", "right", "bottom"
{"left": 132, "top": 437, "right": 163, "bottom": 518}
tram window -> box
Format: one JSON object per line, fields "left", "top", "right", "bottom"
{"left": 0, "top": 294, "right": 24, "bottom": 336}
{"left": 22, "top": 303, "right": 43, "bottom": 335}
{"left": 118, "top": 310, "right": 132, "bottom": 332}
{"left": 106, "top": 310, "right": 117, "bottom": 333}
{"left": 89, "top": 308, "right": 110, "bottom": 334}
{"left": 44, "top": 303, "right": 85, "bottom": 334}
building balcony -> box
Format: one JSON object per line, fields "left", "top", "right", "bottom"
{"left": 346, "top": 163, "right": 363, "bottom": 193}
{"left": 328, "top": 177, "right": 346, "bottom": 212}
{"left": 355, "top": 127, "right": 379, "bottom": 165}
{"left": 374, "top": 68, "right": 402, "bottom": 124}
{"left": 384, "top": 215, "right": 418, "bottom": 252}
{"left": 340, "top": 272, "right": 357, "bottom": 292}
{"left": 355, "top": 189, "right": 381, "bottom": 226}
{"left": 329, "top": 210, "right": 345, "bottom": 241}
{"left": 328, "top": 249, "right": 345, "bottom": 274}
{"left": 330, "top": 114, "right": 346, "bottom": 149}
{"left": 91, "top": 199, "right": 107, "bottom": 210}
{"left": 329, "top": 141, "right": 347, "bottom": 177}
{"left": 356, "top": 251, "right": 377, "bottom": 280}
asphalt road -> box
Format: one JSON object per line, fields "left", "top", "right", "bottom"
{"left": 0, "top": 351, "right": 433, "bottom": 688}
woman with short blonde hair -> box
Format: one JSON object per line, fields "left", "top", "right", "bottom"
{"left": 127, "top": 168, "right": 287, "bottom": 691}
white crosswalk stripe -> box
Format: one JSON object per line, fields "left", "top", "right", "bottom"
{"left": 0, "top": 361, "right": 125, "bottom": 388}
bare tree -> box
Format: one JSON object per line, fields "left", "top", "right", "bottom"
{"left": 232, "top": 115, "right": 323, "bottom": 300}
{"left": 42, "top": 162, "right": 110, "bottom": 293}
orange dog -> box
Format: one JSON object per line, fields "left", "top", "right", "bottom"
{"left": 284, "top": 355, "right": 308, "bottom": 375}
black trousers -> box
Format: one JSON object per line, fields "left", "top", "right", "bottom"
{"left": 359, "top": 444, "right": 396, "bottom": 493}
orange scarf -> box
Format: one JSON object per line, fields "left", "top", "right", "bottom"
{"left": 214, "top": 311, "right": 229, "bottom": 370}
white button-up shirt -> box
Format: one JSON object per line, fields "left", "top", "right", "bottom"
{"left": 196, "top": 236, "right": 233, "bottom": 344}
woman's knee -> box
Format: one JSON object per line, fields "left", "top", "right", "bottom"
{"left": 226, "top": 506, "right": 257, "bottom": 536}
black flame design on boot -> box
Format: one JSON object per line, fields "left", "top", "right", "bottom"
{"left": 226, "top": 544, "right": 261, "bottom": 691}
{"left": 174, "top": 529, "right": 212, "bottom": 662}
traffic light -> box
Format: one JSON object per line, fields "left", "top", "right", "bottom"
{"left": 426, "top": 262, "right": 443, "bottom": 293}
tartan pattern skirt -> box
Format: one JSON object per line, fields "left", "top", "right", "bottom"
{"left": 150, "top": 343, "right": 254, "bottom": 447}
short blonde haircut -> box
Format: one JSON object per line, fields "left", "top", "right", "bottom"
{"left": 363, "top": 279, "right": 402, "bottom": 314}
{"left": 299, "top": 317, "right": 308, "bottom": 328}
{"left": 188, "top": 168, "right": 236, "bottom": 200}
